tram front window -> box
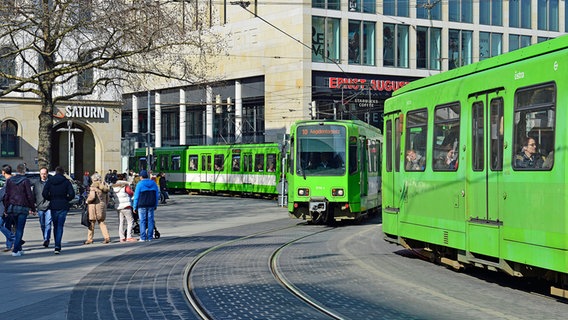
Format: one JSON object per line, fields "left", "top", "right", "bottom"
{"left": 296, "top": 125, "right": 346, "bottom": 176}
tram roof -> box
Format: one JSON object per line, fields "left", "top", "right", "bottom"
{"left": 392, "top": 34, "right": 568, "bottom": 97}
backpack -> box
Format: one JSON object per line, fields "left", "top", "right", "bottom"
{"left": 109, "top": 186, "right": 120, "bottom": 209}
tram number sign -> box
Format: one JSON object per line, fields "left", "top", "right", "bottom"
{"left": 300, "top": 127, "right": 341, "bottom": 136}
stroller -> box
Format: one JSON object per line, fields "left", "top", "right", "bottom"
{"left": 128, "top": 209, "right": 160, "bottom": 239}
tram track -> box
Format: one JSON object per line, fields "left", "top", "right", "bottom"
{"left": 183, "top": 223, "right": 341, "bottom": 320}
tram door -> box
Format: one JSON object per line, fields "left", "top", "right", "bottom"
{"left": 200, "top": 154, "right": 213, "bottom": 186}
{"left": 382, "top": 112, "right": 402, "bottom": 235}
{"left": 466, "top": 91, "right": 505, "bottom": 257}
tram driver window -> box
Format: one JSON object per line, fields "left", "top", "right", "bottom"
{"left": 432, "top": 103, "right": 460, "bottom": 171}
{"left": 513, "top": 83, "right": 556, "bottom": 171}
{"left": 188, "top": 155, "right": 198, "bottom": 171}
{"left": 405, "top": 109, "right": 428, "bottom": 172}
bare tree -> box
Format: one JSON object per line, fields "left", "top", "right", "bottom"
{"left": 0, "top": 0, "right": 225, "bottom": 168}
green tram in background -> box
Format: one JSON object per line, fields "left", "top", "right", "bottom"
{"left": 382, "top": 35, "right": 567, "bottom": 296}
{"left": 131, "top": 143, "right": 283, "bottom": 196}
{"left": 287, "top": 119, "right": 382, "bottom": 224}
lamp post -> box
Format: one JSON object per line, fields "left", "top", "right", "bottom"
{"left": 56, "top": 120, "right": 83, "bottom": 176}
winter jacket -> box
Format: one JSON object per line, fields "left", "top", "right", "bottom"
{"left": 32, "top": 178, "right": 50, "bottom": 211}
{"left": 87, "top": 181, "right": 109, "bottom": 221}
{"left": 42, "top": 173, "right": 75, "bottom": 211}
{"left": 132, "top": 178, "right": 160, "bottom": 211}
{"left": 112, "top": 180, "right": 133, "bottom": 210}
{"left": 4, "top": 174, "right": 35, "bottom": 211}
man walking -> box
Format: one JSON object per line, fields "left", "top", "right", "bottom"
{"left": 42, "top": 166, "right": 75, "bottom": 254}
{"left": 132, "top": 170, "right": 160, "bottom": 242}
{"left": 3, "top": 164, "right": 35, "bottom": 256}
{"left": 0, "top": 165, "right": 15, "bottom": 252}
{"left": 33, "top": 167, "right": 51, "bottom": 248}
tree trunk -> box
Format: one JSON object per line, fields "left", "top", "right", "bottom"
{"left": 37, "top": 97, "right": 54, "bottom": 169}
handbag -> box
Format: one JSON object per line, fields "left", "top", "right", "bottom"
{"left": 80, "top": 206, "right": 90, "bottom": 227}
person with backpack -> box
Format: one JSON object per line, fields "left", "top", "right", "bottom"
{"left": 132, "top": 170, "right": 160, "bottom": 242}
{"left": 42, "top": 166, "right": 75, "bottom": 254}
{"left": 112, "top": 174, "right": 136, "bottom": 242}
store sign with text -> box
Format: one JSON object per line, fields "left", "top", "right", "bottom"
{"left": 54, "top": 106, "right": 106, "bottom": 119}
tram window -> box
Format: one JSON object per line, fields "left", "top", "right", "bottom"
{"left": 405, "top": 109, "right": 427, "bottom": 171}
{"left": 188, "top": 155, "right": 198, "bottom": 171}
{"left": 214, "top": 154, "right": 224, "bottom": 171}
{"left": 386, "top": 120, "right": 392, "bottom": 172}
{"left": 433, "top": 103, "right": 460, "bottom": 171}
{"left": 368, "top": 139, "right": 379, "bottom": 172}
{"left": 255, "top": 154, "right": 265, "bottom": 172}
{"left": 171, "top": 155, "right": 181, "bottom": 171}
{"left": 201, "top": 155, "right": 211, "bottom": 171}
{"left": 267, "top": 153, "right": 277, "bottom": 172}
{"left": 490, "top": 98, "right": 504, "bottom": 171}
{"left": 349, "top": 144, "right": 358, "bottom": 174}
{"left": 513, "top": 83, "right": 556, "bottom": 170}
{"left": 472, "top": 102, "right": 484, "bottom": 170}
{"left": 243, "top": 154, "right": 253, "bottom": 172}
{"left": 231, "top": 154, "right": 241, "bottom": 172}
{"left": 160, "top": 155, "right": 168, "bottom": 170}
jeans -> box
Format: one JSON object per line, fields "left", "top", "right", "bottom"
{"left": 138, "top": 207, "right": 155, "bottom": 241}
{"left": 12, "top": 212, "right": 28, "bottom": 253}
{"left": 118, "top": 208, "right": 134, "bottom": 240}
{"left": 0, "top": 214, "right": 15, "bottom": 249}
{"left": 38, "top": 209, "right": 52, "bottom": 242}
{"left": 51, "top": 209, "right": 69, "bottom": 250}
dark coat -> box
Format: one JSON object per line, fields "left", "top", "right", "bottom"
{"left": 42, "top": 173, "right": 75, "bottom": 211}
{"left": 4, "top": 174, "right": 35, "bottom": 211}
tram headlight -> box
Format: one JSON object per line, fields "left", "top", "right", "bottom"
{"left": 332, "top": 188, "right": 344, "bottom": 196}
{"left": 298, "top": 188, "right": 310, "bottom": 196}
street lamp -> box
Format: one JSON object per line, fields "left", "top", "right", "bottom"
{"left": 56, "top": 120, "right": 83, "bottom": 176}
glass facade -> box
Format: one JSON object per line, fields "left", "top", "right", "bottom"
{"left": 312, "top": 16, "right": 340, "bottom": 63}
{"left": 383, "top": 24, "right": 409, "bottom": 68}
{"left": 479, "top": 0, "right": 502, "bottom": 26}
{"left": 509, "top": 0, "right": 531, "bottom": 28}
{"left": 313, "top": 0, "right": 340, "bottom": 10}
{"left": 537, "top": 0, "right": 559, "bottom": 31}
{"left": 449, "top": 0, "right": 473, "bottom": 23}
{"left": 448, "top": 29, "right": 472, "bottom": 70}
{"left": 348, "top": 20, "right": 375, "bottom": 65}
{"left": 479, "top": 32, "right": 502, "bottom": 60}
{"left": 417, "top": 1, "right": 441, "bottom": 20}
{"left": 347, "top": 0, "right": 375, "bottom": 13}
{"left": 383, "top": 0, "right": 409, "bottom": 17}
{"left": 509, "top": 34, "right": 532, "bottom": 51}
{"left": 416, "top": 26, "right": 441, "bottom": 70}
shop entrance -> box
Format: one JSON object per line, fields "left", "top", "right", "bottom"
{"left": 52, "top": 121, "right": 95, "bottom": 180}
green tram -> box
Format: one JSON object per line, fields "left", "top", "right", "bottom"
{"left": 131, "top": 143, "right": 282, "bottom": 195}
{"left": 287, "top": 119, "right": 382, "bottom": 224}
{"left": 382, "top": 35, "right": 567, "bottom": 295}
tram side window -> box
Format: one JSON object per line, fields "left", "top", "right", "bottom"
{"left": 405, "top": 109, "right": 428, "bottom": 171}
{"left": 513, "top": 83, "right": 556, "bottom": 170}
{"left": 472, "top": 102, "right": 484, "bottom": 170}
{"left": 267, "top": 153, "right": 277, "bottom": 172}
{"left": 432, "top": 103, "right": 460, "bottom": 171}
{"left": 255, "top": 154, "right": 265, "bottom": 172}
{"left": 244, "top": 154, "right": 253, "bottom": 172}
{"left": 368, "top": 139, "right": 379, "bottom": 172}
{"left": 171, "top": 155, "right": 181, "bottom": 171}
{"left": 231, "top": 154, "right": 241, "bottom": 172}
{"left": 490, "top": 98, "right": 504, "bottom": 171}
{"left": 188, "top": 155, "right": 198, "bottom": 171}
{"left": 201, "top": 155, "right": 211, "bottom": 171}
{"left": 160, "top": 155, "right": 168, "bottom": 171}
{"left": 214, "top": 154, "right": 224, "bottom": 171}
{"left": 385, "top": 120, "right": 392, "bottom": 172}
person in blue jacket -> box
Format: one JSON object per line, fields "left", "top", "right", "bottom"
{"left": 132, "top": 170, "right": 160, "bottom": 242}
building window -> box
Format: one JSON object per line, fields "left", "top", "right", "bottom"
{"left": 77, "top": 51, "right": 94, "bottom": 91}
{"left": 312, "top": 16, "right": 340, "bottom": 63}
{"left": 416, "top": 26, "right": 441, "bottom": 70}
{"left": 0, "top": 46, "right": 15, "bottom": 89}
{"left": 509, "top": 34, "right": 532, "bottom": 51}
{"left": 312, "top": 0, "right": 340, "bottom": 10}
{"left": 241, "top": 104, "right": 264, "bottom": 143}
{"left": 448, "top": 29, "right": 472, "bottom": 70}
{"left": 1, "top": 120, "right": 19, "bottom": 157}
{"left": 348, "top": 0, "right": 376, "bottom": 13}
{"left": 348, "top": 20, "right": 375, "bottom": 65}
{"left": 509, "top": 0, "right": 531, "bottom": 28}
{"left": 383, "top": 0, "right": 409, "bottom": 17}
{"left": 479, "top": 0, "right": 502, "bottom": 26}
{"left": 449, "top": 0, "right": 473, "bottom": 23}
{"left": 416, "top": 0, "right": 441, "bottom": 20}
{"left": 383, "top": 23, "right": 409, "bottom": 68}
{"left": 479, "top": 32, "right": 502, "bottom": 61}
{"left": 537, "top": 0, "right": 559, "bottom": 31}
{"left": 161, "top": 109, "right": 179, "bottom": 146}
{"left": 186, "top": 107, "right": 205, "bottom": 145}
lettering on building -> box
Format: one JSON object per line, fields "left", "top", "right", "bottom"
{"left": 328, "top": 77, "right": 409, "bottom": 92}
{"left": 65, "top": 106, "right": 105, "bottom": 119}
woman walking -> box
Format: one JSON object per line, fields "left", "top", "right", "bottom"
{"left": 84, "top": 173, "right": 111, "bottom": 244}
{"left": 112, "top": 174, "right": 136, "bottom": 242}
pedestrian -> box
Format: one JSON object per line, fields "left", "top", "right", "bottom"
{"left": 33, "top": 167, "right": 52, "bottom": 248}
{"left": 112, "top": 174, "right": 136, "bottom": 242}
{"left": 83, "top": 171, "right": 91, "bottom": 193}
{"left": 3, "top": 164, "right": 35, "bottom": 256}
{"left": 0, "top": 165, "right": 15, "bottom": 252}
{"left": 84, "top": 173, "right": 111, "bottom": 244}
{"left": 42, "top": 166, "right": 75, "bottom": 254}
{"left": 159, "top": 172, "right": 168, "bottom": 204}
{"left": 132, "top": 170, "right": 160, "bottom": 242}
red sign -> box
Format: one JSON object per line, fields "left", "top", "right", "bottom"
{"left": 328, "top": 77, "right": 409, "bottom": 92}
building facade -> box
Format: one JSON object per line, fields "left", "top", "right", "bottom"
{"left": 122, "top": 0, "right": 565, "bottom": 167}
